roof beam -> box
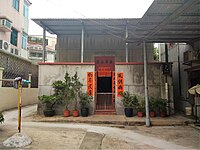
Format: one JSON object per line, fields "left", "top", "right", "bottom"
{"left": 169, "top": 22, "right": 200, "bottom": 25}
{"left": 143, "top": 0, "right": 199, "bottom": 39}
{"left": 156, "top": 0, "right": 186, "bottom": 4}
{"left": 161, "top": 28, "right": 200, "bottom": 31}
{"left": 40, "top": 21, "right": 55, "bottom": 34}
{"left": 181, "top": 13, "right": 200, "bottom": 16}
{"left": 147, "top": 13, "right": 172, "bottom": 16}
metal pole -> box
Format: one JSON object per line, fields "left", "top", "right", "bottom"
{"left": 125, "top": 23, "right": 128, "bottom": 63}
{"left": 143, "top": 41, "right": 150, "bottom": 127}
{"left": 81, "top": 23, "right": 84, "bottom": 63}
{"left": 43, "top": 26, "right": 46, "bottom": 62}
{"left": 18, "top": 80, "right": 22, "bottom": 133}
{"left": 177, "top": 43, "right": 182, "bottom": 96}
{"left": 165, "top": 43, "right": 170, "bottom": 115}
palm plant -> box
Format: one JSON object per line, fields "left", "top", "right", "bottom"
{"left": 121, "top": 91, "right": 138, "bottom": 117}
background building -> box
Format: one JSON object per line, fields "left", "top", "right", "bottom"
{"left": 158, "top": 42, "right": 200, "bottom": 118}
{"left": 0, "top": 0, "right": 31, "bottom": 59}
{"left": 28, "top": 35, "right": 56, "bottom": 63}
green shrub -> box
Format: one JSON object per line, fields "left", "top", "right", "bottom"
{"left": 136, "top": 99, "right": 145, "bottom": 112}
{"left": 79, "top": 92, "right": 92, "bottom": 108}
{"left": 121, "top": 91, "right": 138, "bottom": 108}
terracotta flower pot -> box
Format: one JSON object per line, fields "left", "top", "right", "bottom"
{"left": 64, "top": 110, "right": 70, "bottom": 117}
{"left": 150, "top": 111, "right": 156, "bottom": 117}
{"left": 137, "top": 111, "right": 144, "bottom": 117}
{"left": 160, "top": 112, "right": 166, "bottom": 117}
{"left": 73, "top": 110, "right": 79, "bottom": 117}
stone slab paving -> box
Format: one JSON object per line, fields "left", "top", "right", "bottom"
{"left": 3, "top": 133, "right": 32, "bottom": 148}
{"left": 79, "top": 132, "right": 104, "bottom": 149}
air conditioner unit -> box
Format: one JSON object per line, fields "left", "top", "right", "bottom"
{"left": 0, "top": 19, "right": 12, "bottom": 32}
{"left": 183, "top": 50, "right": 198, "bottom": 64}
{"left": 15, "top": 48, "right": 19, "bottom": 55}
{"left": 11, "top": 48, "right": 14, "bottom": 54}
{"left": 0, "top": 40, "right": 11, "bottom": 52}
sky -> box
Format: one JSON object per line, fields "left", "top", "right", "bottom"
{"left": 29, "top": 0, "right": 154, "bottom": 36}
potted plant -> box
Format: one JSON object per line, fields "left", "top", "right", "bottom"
{"left": 149, "top": 97, "right": 157, "bottom": 117}
{"left": 0, "top": 112, "right": 4, "bottom": 124}
{"left": 121, "top": 91, "right": 138, "bottom": 117}
{"left": 52, "top": 73, "right": 74, "bottom": 117}
{"left": 71, "top": 72, "right": 83, "bottom": 117}
{"left": 38, "top": 95, "right": 57, "bottom": 117}
{"left": 157, "top": 98, "right": 167, "bottom": 117}
{"left": 136, "top": 100, "right": 145, "bottom": 117}
{"left": 79, "top": 92, "right": 92, "bottom": 117}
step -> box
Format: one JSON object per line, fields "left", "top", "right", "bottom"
{"left": 95, "top": 110, "right": 116, "bottom": 115}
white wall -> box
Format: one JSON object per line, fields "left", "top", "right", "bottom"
{"left": 38, "top": 63, "right": 173, "bottom": 115}
{"left": 0, "top": 87, "right": 38, "bottom": 111}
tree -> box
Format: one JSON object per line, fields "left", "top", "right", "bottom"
{"left": 153, "top": 47, "right": 159, "bottom": 61}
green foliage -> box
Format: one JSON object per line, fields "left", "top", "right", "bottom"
{"left": 38, "top": 95, "right": 57, "bottom": 110}
{"left": 157, "top": 98, "right": 167, "bottom": 112}
{"left": 52, "top": 73, "right": 74, "bottom": 110}
{"left": 79, "top": 92, "right": 92, "bottom": 108}
{"left": 71, "top": 72, "right": 83, "bottom": 110}
{"left": 121, "top": 91, "right": 138, "bottom": 108}
{"left": 149, "top": 97, "right": 158, "bottom": 111}
{"left": 39, "top": 72, "right": 83, "bottom": 111}
{"left": 153, "top": 47, "right": 159, "bottom": 61}
{"left": 0, "top": 112, "right": 4, "bottom": 124}
{"left": 136, "top": 99, "right": 145, "bottom": 112}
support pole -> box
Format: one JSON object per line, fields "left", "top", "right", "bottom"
{"left": 165, "top": 43, "right": 170, "bottom": 115}
{"left": 81, "top": 23, "right": 84, "bottom": 63}
{"left": 125, "top": 23, "right": 129, "bottom": 63}
{"left": 43, "top": 26, "right": 46, "bottom": 62}
{"left": 18, "top": 81, "right": 22, "bottom": 133}
{"left": 143, "top": 41, "right": 150, "bottom": 127}
{"left": 177, "top": 43, "right": 182, "bottom": 96}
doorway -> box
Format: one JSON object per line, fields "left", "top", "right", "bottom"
{"left": 95, "top": 56, "right": 115, "bottom": 113}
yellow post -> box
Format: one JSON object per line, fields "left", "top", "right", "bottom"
{"left": 18, "top": 80, "right": 21, "bottom": 133}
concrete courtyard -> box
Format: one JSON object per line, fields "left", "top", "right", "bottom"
{"left": 0, "top": 105, "right": 199, "bottom": 149}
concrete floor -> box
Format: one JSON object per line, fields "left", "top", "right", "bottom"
{"left": 0, "top": 105, "right": 199, "bottom": 149}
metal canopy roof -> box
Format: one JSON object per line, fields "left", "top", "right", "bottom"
{"left": 32, "top": 0, "right": 200, "bottom": 43}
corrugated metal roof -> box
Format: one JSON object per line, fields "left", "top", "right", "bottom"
{"left": 32, "top": 0, "right": 200, "bottom": 43}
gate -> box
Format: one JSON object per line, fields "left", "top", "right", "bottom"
{"left": 95, "top": 56, "right": 115, "bottom": 113}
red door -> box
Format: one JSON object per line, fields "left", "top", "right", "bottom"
{"left": 95, "top": 56, "right": 115, "bottom": 114}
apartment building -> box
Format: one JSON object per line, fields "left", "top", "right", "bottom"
{"left": 0, "top": 0, "right": 31, "bottom": 59}
{"left": 28, "top": 35, "right": 56, "bottom": 63}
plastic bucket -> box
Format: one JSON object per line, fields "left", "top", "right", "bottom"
{"left": 185, "top": 107, "right": 192, "bottom": 116}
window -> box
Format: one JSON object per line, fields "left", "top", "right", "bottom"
{"left": 23, "top": 1, "right": 29, "bottom": 18}
{"left": 22, "top": 33, "right": 27, "bottom": 49}
{"left": 30, "top": 52, "right": 36, "bottom": 57}
{"left": 13, "top": 0, "right": 19, "bottom": 11}
{"left": 38, "top": 53, "right": 42, "bottom": 57}
{"left": 10, "top": 28, "right": 18, "bottom": 46}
